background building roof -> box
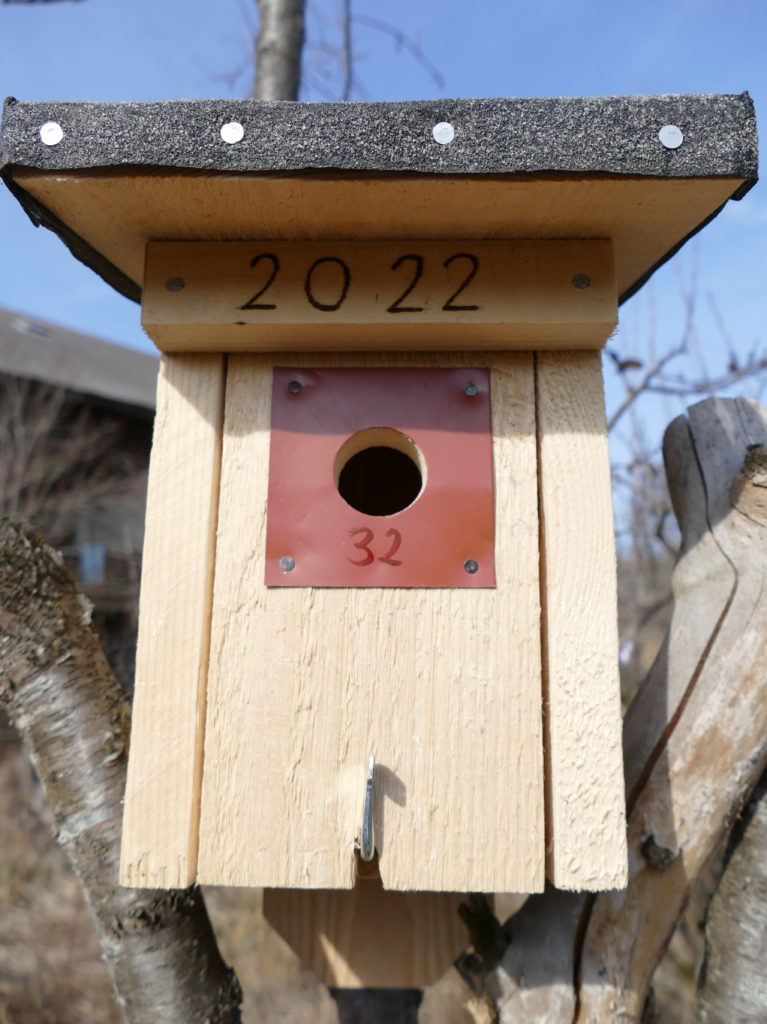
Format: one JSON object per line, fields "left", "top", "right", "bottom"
{"left": 0, "top": 305, "right": 157, "bottom": 412}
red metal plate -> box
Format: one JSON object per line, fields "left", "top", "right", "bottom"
{"left": 265, "top": 367, "right": 495, "bottom": 587}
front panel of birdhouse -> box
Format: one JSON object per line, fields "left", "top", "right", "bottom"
{"left": 120, "top": 346, "right": 627, "bottom": 898}
{"left": 197, "top": 350, "right": 544, "bottom": 893}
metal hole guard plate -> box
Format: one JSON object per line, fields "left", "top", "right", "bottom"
{"left": 265, "top": 367, "right": 495, "bottom": 587}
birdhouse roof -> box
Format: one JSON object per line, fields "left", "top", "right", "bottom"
{"left": 0, "top": 93, "right": 757, "bottom": 306}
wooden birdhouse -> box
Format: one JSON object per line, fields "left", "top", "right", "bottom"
{"left": 1, "top": 93, "right": 757, "bottom": 988}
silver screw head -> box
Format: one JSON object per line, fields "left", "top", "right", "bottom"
{"left": 463, "top": 382, "right": 479, "bottom": 397}
{"left": 279, "top": 556, "right": 296, "bottom": 572}
{"left": 287, "top": 380, "right": 303, "bottom": 395}
{"left": 220, "top": 121, "right": 245, "bottom": 144}
{"left": 464, "top": 559, "right": 479, "bottom": 574}
{"left": 658, "top": 124, "right": 684, "bottom": 150}
{"left": 39, "top": 121, "right": 63, "bottom": 146}
{"left": 432, "top": 121, "right": 455, "bottom": 145}
{"left": 571, "top": 273, "right": 591, "bottom": 290}
{"left": 165, "top": 277, "right": 185, "bottom": 292}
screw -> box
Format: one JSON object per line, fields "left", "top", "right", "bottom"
{"left": 571, "top": 273, "right": 591, "bottom": 290}
{"left": 464, "top": 559, "right": 479, "bottom": 574}
{"left": 658, "top": 124, "right": 684, "bottom": 150}
{"left": 220, "top": 121, "right": 245, "bottom": 144}
{"left": 287, "top": 380, "right": 303, "bottom": 395}
{"left": 463, "top": 382, "right": 479, "bottom": 397}
{"left": 432, "top": 121, "right": 455, "bottom": 145}
{"left": 279, "top": 556, "right": 295, "bottom": 572}
{"left": 39, "top": 121, "right": 63, "bottom": 146}
{"left": 165, "top": 277, "right": 185, "bottom": 292}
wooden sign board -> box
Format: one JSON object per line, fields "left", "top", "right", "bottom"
{"left": 142, "top": 239, "right": 616, "bottom": 352}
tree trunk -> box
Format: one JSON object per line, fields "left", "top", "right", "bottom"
{"left": 695, "top": 769, "right": 767, "bottom": 1021}
{"left": 254, "top": 0, "right": 305, "bottom": 100}
{"left": 0, "top": 520, "right": 242, "bottom": 1024}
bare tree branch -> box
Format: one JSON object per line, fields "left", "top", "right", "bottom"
{"left": 606, "top": 342, "right": 687, "bottom": 431}
{"left": 638, "top": 356, "right": 767, "bottom": 399}
{"left": 0, "top": 520, "right": 242, "bottom": 1024}
{"left": 352, "top": 13, "right": 445, "bottom": 91}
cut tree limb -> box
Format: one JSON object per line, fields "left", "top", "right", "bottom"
{"left": 254, "top": 0, "right": 305, "bottom": 100}
{"left": 695, "top": 769, "right": 767, "bottom": 1022}
{"left": 0, "top": 520, "right": 242, "bottom": 1024}
{"left": 482, "top": 397, "right": 767, "bottom": 1024}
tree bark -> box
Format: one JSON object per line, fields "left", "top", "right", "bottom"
{"left": 465, "top": 397, "right": 767, "bottom": 1023}
{"left": 695, "top": 769, "right": 767, "bottom": 1021}
{"left": 0, "top": 520, "right": 242, "bottom": 1024}
{"left": 254, "top": 0, "right": 305, "bottom": 100}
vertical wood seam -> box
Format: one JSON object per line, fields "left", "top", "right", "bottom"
{"left": 534, "top": 351, "right": 555, "bottom": 878}
{"left": 187, "top": 353, "right": 228, "bottom": 879}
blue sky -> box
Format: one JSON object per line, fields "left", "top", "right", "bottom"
{"left": 0, "top": 0, "right": 765, "bottom": 463}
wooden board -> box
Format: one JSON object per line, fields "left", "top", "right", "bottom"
{"left": 120, "top": 354, "right": 225, "bottom": 888}
{"left": 196, "top": 351, "right": 544, "bottom": 893}
{"left": 142, "top": 240, "right": 615, "bottom": 352}
{"left": 263, "top": 879, "right": 467, "bottom": 987}
{"left": 535, "top": 351, "right": 627, "bottom": 890}
{"left": 14, "top": 168, "right": 742, "bottom": 306}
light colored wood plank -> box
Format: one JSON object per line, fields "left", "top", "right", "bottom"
{"left": 142, "top": 239, "right": 615, "bottom": 352}
{"left": 120, "top": 353, "right": 225, "bottom": 888}
{"left": 263, "top": 880, "right": 467, "bottom": 987}
{"left": 535, "top": 350, "right": 627, "bottom": 890}
{"left": 15, "top": 168, "right": 741, "bottom": 306}
{"left": 197, "top": 351, "right": 544, "bottom": 893}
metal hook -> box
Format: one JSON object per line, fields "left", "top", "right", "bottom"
{"left": 358, "top": 755, "right": 376, "bottom": 862}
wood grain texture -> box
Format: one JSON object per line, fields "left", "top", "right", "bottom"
{"left": 15, "top": 169, "right": 741, "bottom": 303}
{"left": 263, "top": 879, "right": 467, "bottom": 987}
{"left": 143, "top": 239, "right": 615, "bottom": 352}
{"left": 196, "top": 351, "right": 544, "bottom": 893}
{"left": 535, "top": 351, "right": 627, "bottom": 891}
{"left": 120, "top": 354, "right": 225, "bottom": 887}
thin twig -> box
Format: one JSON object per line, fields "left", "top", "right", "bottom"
{"left": 643, "top": 357, "right": 767, "bottom": 397}
{"left": 607, "top": 343, "right": 687, "bottom": 431}
{"left": 352, "top": 12, "right": 445, "bottom": 90}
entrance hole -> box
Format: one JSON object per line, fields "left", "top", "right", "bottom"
{"left": 334, "top": 427, "right": 425, "bottom": 516}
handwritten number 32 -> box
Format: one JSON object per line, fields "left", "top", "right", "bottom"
{"left": 347, "top": 527, "right": 403, "bottom": 566}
